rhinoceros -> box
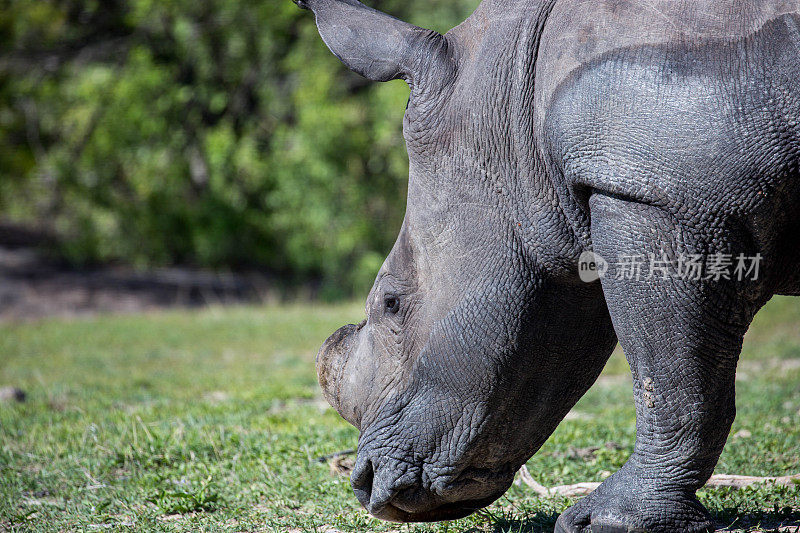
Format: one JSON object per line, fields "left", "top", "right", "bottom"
{"left": 297, "top": 0, "right": 800, "bottom": 531}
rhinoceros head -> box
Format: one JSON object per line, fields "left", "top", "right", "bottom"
{"left": 307, "top": 0, "right": 618, "bottom": 522}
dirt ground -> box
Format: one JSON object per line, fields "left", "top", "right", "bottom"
{"left": 0, "top": 244, "right": 275, "bottom": 322}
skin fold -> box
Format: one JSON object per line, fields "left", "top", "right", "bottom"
{"left": 298, "top": 0, "right": 800, "bottom": 531}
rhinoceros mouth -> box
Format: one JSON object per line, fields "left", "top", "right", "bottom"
{"left": 352, "top": 441, "right": 517, "bottom": 523}
{"left": 369, "top": 494, "right": 502, "bottom": 523}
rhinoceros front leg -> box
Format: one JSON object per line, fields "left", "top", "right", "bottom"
{"left": 556, "top": 193, "right": 767, "bottom": 533}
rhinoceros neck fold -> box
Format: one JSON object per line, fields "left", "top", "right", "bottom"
{"left": 404, "top": 0, "right": 585, "bottom": 274}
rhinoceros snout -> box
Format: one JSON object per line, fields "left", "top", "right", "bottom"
{"left": 317, "top": 322, "right": 362, "bottom": 428}
{"left": 350, "top": 452, "right": 510, "bottom": 523}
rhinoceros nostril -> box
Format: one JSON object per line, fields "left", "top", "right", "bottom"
{"left": 351, "top": 458, "right": 410, "bottom": 516}
{"left": 350, "top": 459, "right": 374, "bottom": 511}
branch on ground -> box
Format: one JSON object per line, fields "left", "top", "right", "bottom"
{"left": 515, "top": 465, "right": 800, "bottom": 498}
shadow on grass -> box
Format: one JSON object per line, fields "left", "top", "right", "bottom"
{"left": 467, "top": 509, "right": 560, "bottom": 533}
{"left": 466, "top": 508, "right": 800, "bottom": 533}
{"left": 713, "top": 506, "right": 800, "bottom": 532}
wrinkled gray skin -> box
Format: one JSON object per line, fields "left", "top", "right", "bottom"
{"left": 299, "top": 0, "right": 800, "bottom": 530}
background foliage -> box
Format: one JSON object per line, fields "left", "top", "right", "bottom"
{"left": 0, "top": 0, "right": 476, "bottom": 297}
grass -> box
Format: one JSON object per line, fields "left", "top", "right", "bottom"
{"left": 0, "top": 298, "right": 798, "bottom": 532}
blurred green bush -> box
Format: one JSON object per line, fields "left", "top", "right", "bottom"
{"left": 0, "top": 0, "right": 475, "bottom": 298}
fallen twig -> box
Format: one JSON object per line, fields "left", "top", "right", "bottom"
{"left": 316, "top": 449, "right": 356, "bottom": 464}
{"left": 316, "top": 449, "right": 357, "bottom": 477}
{"left": 705, "top": 473, "right": 800, "bottom": 489}
{"left": 515, "top": 465, "right": 800, "bottom": 498}
{"left": 516, "top": 465, "right": 601, "bottom": 497}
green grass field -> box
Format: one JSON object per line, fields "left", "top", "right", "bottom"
{"left": 1, "top": 298, "right": 799, "bottom": 532}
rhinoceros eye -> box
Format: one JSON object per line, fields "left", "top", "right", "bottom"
{"left": 384, "top": 295, "right": 400, "bottom": 314}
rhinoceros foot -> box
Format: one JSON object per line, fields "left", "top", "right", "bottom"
{"left": 554, "top": 466, "right": 715, "bottom": 533}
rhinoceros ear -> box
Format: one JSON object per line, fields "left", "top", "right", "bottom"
{"left": 296, "top": 0, "right": 453, "bottom": 88}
